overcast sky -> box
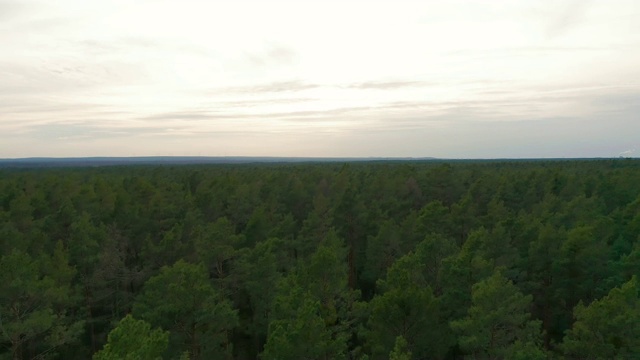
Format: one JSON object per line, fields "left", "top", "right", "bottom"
{"left": 1, "top": 0, "right": 639, "bottom": 158}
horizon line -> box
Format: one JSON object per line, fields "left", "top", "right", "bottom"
{"left": 1, "top": 155, "right": 638, "bottom": 161}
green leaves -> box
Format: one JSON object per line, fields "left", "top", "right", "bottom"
{"left": 562, "top": 276, "right": 640, "bottom": 359}
{"left": 194, "top": 217, "right": 243, "bottom": 282}
{"left": 93, "top": 315, "right": 168, "bottom": 360}
{"left": 451, "top": 271, "right": 544, "bottom": 358}
{"left": 367, "top": 286, "right": 443, "bottom": 358}
{"left": 263, "top": 230, "right": 356, "bottom": 360}
{"left": 0, "top": 249, "right": 83, "bottom": 359}
{"left": 389, "top": 336, "right": 412, "bottom": 360}
{"left": 366, "top": 243, "right": 451, "bottom": 359}
{"left": 233, "top": 238, "right": 282, "bottom": 354}
{"left": 133, "top": 260, "right": 238, "bottom": 359}
{"left": 263, "top": 291, "right": 343, "bottom": 360}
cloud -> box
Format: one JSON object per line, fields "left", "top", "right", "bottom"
{"left": 215, "top": 97, "right": 314, "bottom": 108}
{"left": 0, "top": 0, "right": 25, "bottom": 20}
{"left": 244, "top": 43, "right": 297, "bottom": 67}
{"left": 1, "top": 0, "right": 638, "bottom": 158}
{"left": 545, "top": 0, "right": 592, "bottom": 38}
{"left": 21, "top": 122, "right": 152, "bottom": 141}
{"left": 341, "top": 80, "right": 433, "bottom": 90}
{"left": 0, "top": 57, "right": 149, "bottom": 98}
{"left": 446, "top": 46, "right": 604, "bottom": 59}
{"left": 619, "top": 149, "right": 636, "bottom": 157}
{"left": 204, "top": 78, "right": 439, "bottom": 95}
{"left": 141, "top": 106, "right": 370, "bottom": 123}
{"left": 138, "top": 83, "right": 640, "bottom": 130}
{"left": 73, "top": 36, "right": 215, "bottom": 59}
{"left": 143, "top": 111, "right": 223, "bottom": 122}
{"left": 210, "top": 80, "right": 320, "bottom": 95}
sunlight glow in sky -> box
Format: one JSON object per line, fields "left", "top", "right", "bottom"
{"left": 1, "top": 0, "right": 639, "bottom": 158}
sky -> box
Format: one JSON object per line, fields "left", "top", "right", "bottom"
{"left": 1, "top": 0, "right": 639, "bottom": 158}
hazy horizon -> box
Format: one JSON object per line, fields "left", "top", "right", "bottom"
{"left": 1, "top": 155, "right": 637, "bottom": 161}
{"left": 2, "top": 0, "right": 639, "bottom": 159}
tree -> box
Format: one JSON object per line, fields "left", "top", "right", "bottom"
{"left": 0, "top": 249, "right": 84, "bottom": 360}
{"left": 144, "top": 222, "right": 187, "bottom": 270}
{"left": 552, "top": 225, "right": 610, "bottom": 339}
{"left": 389, "top": 336, "right": 412, "bottom": 360}
{"left": 480, "top": 224, "right": 519, "bottom": 278}
{"left": 67, "top": 212, "right": 109, "bottom": 353}
{"left": 194, "top": 217, "right": 243, "bottom": 284}
{"left": 233, "top": 238, "right": 282, "bottom": 356}
{"left": 262, "top": 230, "right": 356, "bottom": 360}
{"left": 244, "top": 206, "right": 271, "bottom": 247}
{"left": 416, "top": 200, "right": 451, "bottom": 238}
{"left": 333, "top": 180, "right": 367, "bottom": 288}
{"left": 562, "top": 276, "right": 640, "bottom": 359}
{"left": 413, "top": 233, "right": 458, "bottom": 295}
{"left": 367, "top": 286, "right": 443, "bottom": 359}
{"left": 362, "top": 220, "right": 404, "bottom": 289}
{"left": 525, "top": 222, "right": 563, "bottom": 347}
{"left": 93, "top": 315, "right": 168, "bottom": 360}
{"left": 262, "top": 288, "right": 344, "bottom": 360}
{"left": 133, "top": 260, "right": 238, "bottom": 359}
{"left": 299, "top": 230, "right": 361, "bottom": 348}
{"left": 438, "top": 230, "right": 492, "bottom": 322}
{"left": 295, "top": 192, "right": 333, "bottom": 259}
{"left": 451, "top": 271, "right": 545, "bottom": 359}
{"left": 367, "top": 251, "right": 449, "bottom": 359}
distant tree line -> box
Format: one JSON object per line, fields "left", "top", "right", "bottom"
{"left": 1, "top": 159, "right": 640, "bottom": 359}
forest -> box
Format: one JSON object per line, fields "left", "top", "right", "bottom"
{"left": 1, "top": 159, "right": 640, "bottom": 359}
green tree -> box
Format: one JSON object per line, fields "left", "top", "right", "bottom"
{"left": 295, "top": 192, "right": 333, "bottom": 259}
{"left": 416, "top": 200, "right": 451, "bottom": 238}
{"left": 262, "top": 288, "right": 343, "bottom": 360}
{"left": 389, "top": 336, "right": 412, "bottom": 360}
{"left": 367, "top": 286, "right": 443, "bottom": 359}
{"left": 93, "top": 315, "right": 168, "bottom": 360}
{"left": 562, "top": 276, "right": 640, "bottom": 359}
{"left": 525, "top": 222, "right": 563, "bottom": 347}
{"left": 244, "top": 206, "right": 270, "bottom": 246}
{"left": 480, "top": 224, "right": 519, "bottom": 278}
{"left": 414, "top": 233, "right": 458, "bottom": 295}
{"left": 367, "top": 250, "right": 449, "bottom": 359}
{"left": 194, "top": 217, "right": 243, "bottom": 283}
{"left": 233, "top": 238, "right": 282, "bottom": 356}
{"left": 144, "top": 223, "right": 187, "bottom": 269}
{"left": 362, "top": 220, "right": 404, "bottom": 289}
{"left": 552, "top": 225, "right": 610, "bottom": 339}
{"left": 438, "top": 230, "right": 492, "bottom": 322}
{"left": 451, "top": 271, "right": 544, "bottom": 359}
{"left": 299, "top": 230, "right": 360, "bottom": 349}
{"left": 262, "top": 230, "right": 356, "bottom": 360}
{"left": 133, "top": 260, "right": 238, "bottom": 359}
{"left": 67, "top": 212, "right": 108, "bottom": 353}
{"left": 0, "top": 249, "right": 83, "bottom": 360}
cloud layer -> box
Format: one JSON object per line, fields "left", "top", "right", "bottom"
{"left": 1, "top": 0, "right": 639, "bottom": 158}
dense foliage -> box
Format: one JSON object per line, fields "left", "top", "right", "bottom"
{"left": 1, "top": 159, "right": 640, "bottom": 359}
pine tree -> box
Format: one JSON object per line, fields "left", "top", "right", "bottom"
{"left": 451, "top": 271, "right": 545, "bottom": 359}
{"left": 93, "top": 315, "right": 168, "bottom": 360}
{"left": 133, "top": 260, "right": 238, "bottom": 359}
{"left": 562, "top": 276, "right": 640, "bottom": 359}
